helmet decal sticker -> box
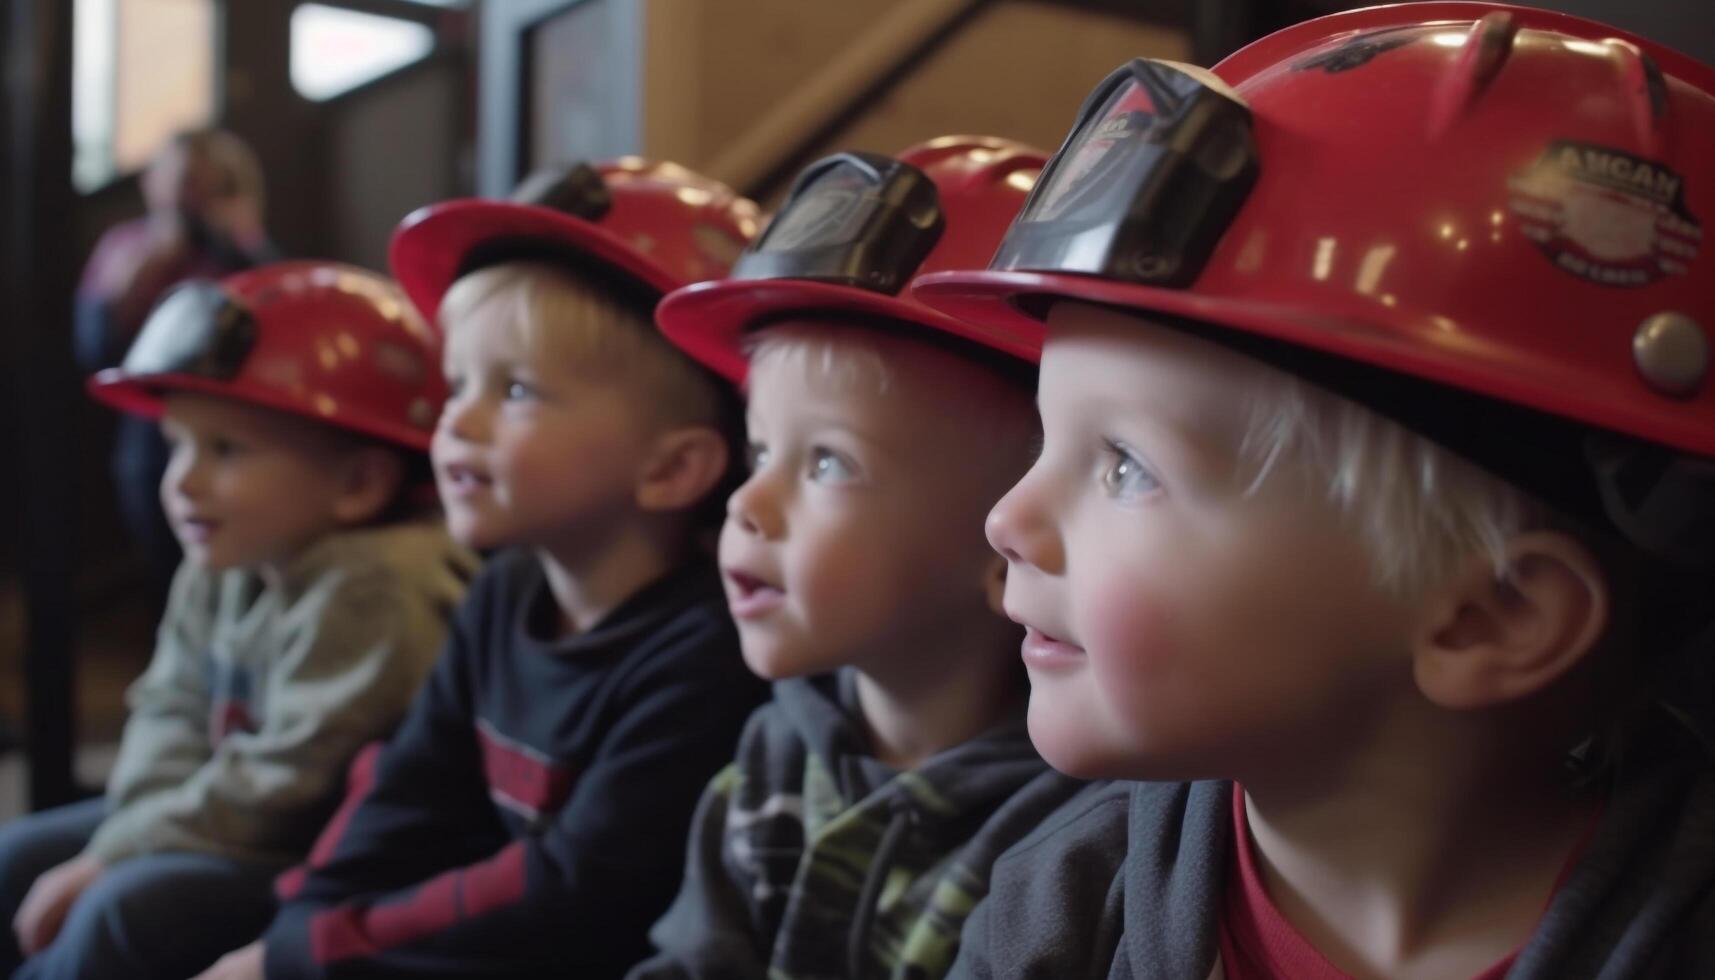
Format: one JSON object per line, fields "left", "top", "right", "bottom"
{"left": 1509, "top": 140, "right": 1702, "bottom": 287}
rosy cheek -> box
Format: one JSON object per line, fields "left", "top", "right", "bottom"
{"left": 793, "top": 542, "right": 862, "bottom": 615}
{"left": 1082, "top": 573, "right": 1179, "bottom": 688}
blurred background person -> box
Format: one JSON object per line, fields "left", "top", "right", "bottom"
{"left": 73, "top": 129, "right": 278, "bottom": 612}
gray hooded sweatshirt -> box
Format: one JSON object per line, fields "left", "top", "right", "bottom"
{"left": 949, "top": 743, "right": 1715, "bottom": 979}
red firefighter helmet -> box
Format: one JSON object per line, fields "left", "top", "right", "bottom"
{"left": 914, "top": 3, "right": 1715, "bottom": 569}
{"left": 390, "top": 158, "right": 763, "bottom": 329}
{"left": 88, "top": 261, "right": 446, "bottom": 450}
{"left": 916, "top": 3, "right": 1715, "bottom": 460}
{"left": 656, "top": 135, "right": 1049, "bottom": 382}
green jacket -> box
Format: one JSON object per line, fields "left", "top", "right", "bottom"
{"left": 85, "top": 517, "right": 476, "bottom": 867}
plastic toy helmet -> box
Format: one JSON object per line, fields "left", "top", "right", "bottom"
{"left": 655, "top": 135, "right": 1050, "bottom": 382}
{"left": 390, "top": 158, "right": 763, "bottom": 329}
{"left": 914, "top": 3, "right": 1715, "bottom": 570}
{"left": 88, "top": 261, "right": 446, "bottom": 450}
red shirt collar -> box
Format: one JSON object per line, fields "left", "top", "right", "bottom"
{"left": 1216, "top": 782, "right": 1598, "bottom": 980}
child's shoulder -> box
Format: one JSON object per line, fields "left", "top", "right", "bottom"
{"left": 608, "top": 559, "right": 739, "bottom": 663}
{"left": 463, "top": 545, "right": 538, "bottom": 598}
{"left": 729, "top": 688, "right": 803, "bottom": 765}
{"left": 293, "top": 517, "right": 478, "bottom": 607}
{"left": 994, "top": 778, "right": 1132, "bottom": 869}
{"left": 565, "top": 558, "right": 759, "bottom": 708}
{"left": 693, "top": 694, "right": 803, "bottom": 807}
{"left": 1541, "top": 753, "right": 1715, "bottom": 972}
{"left": 950, "top": 781, "right": 1133, "bottom": 980}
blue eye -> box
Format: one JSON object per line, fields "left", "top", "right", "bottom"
{"left": 746, "top": 442, "right": 770, "bottom": 472}
{"left": 505, "top": 380, "right": 536, "bottom": 402}
{"left": 809, "top": 448, "right": 856, "bottom": 484}
{"left": 1099, "top": 440, "right": 1158, "bottom": 500}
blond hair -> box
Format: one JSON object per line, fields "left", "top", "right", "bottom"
{"left": 440, "top": 260, "right": 729, "bottom": 433}
{"left": 1238, "top": 371, "right": 1545, "bottom": 597}
{"left": 745, "top": 318, "right": 1040, "bottom": 498}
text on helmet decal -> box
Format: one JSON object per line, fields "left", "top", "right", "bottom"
{"left": 1508, "top": 140, "right": 1702, "bottom": 288}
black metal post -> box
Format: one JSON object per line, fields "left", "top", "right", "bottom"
{"left": 6, "top": 0, "right": 82, "bottom": 810}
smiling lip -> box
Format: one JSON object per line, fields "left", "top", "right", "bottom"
{"left": 725, "top": 569, "right": 785, "bottom": 620}
{"left": 1021, "top": 627, "right": 1086, "bottom": 669}
{"left": 176, "top": 516, "right": 219, "bottom": 544}
{"left": 439, "top": 463, "right": 492, "bottom": 500}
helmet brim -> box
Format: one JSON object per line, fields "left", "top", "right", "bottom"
{"left": 390, "top": 199, "right": 680, "bottom": 330}
{"left": 657, "top": 277, "right": 1042, "bottom": 384}
{"left": 87, "top": 370, "right": 436, "bottom": 451}
{"left": 913, "top": 269, "right": 1715, "bottom": 460}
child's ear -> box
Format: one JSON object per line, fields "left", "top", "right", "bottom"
{"left": 331, "top": 447, "right": 407, "bottom": 525}
{"left": 983, "top": 554, "right": 1008, "bottom": 617}
{"left": 1411, "top": 531, "right": 1610, "bottom": 710}
{"left": 636, "top": 426, "right": 729, "bottom": 513}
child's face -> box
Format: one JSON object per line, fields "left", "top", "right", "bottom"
{"left": 721, "top": 335, "right": 1011, "bottom": 681}
{"left": 986, "top": 302, "right": 1417, "bottom": 781}
{"left": 433, "top": 308, "right": 657, "bottom": 554}
{"left": 158, "top": 393, "right": 352, "bottom": 572}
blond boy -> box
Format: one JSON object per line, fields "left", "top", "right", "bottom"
{"left": 201, "top": 162, "right": 771, "bottom": 980}
{"left": 917, "top": 12, "right": 1715, "bottom": 979}
{"left": 632, "top": 138, "right": 1086, "bottom": 980}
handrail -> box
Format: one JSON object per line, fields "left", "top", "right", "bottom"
{"left": 702, "top": 0, "right": 988, "bottom": 195}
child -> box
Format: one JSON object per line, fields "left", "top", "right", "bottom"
{"left": 914, "top": 7, "right": 1715, "bottom": 978}
{"left": 629, "top": 137, "right": 1087, "bottom": 980}
{"left": 0, "top": 261, "right": 474, "bottom": 980}
{"left": 198, "top": 160, "right": 773, "bottom": 980}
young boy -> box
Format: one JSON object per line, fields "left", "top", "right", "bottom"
{"left": 914, "top": 7, "right": 1715, "bottom": 978}
{"left": 0, "top": 261, "right": 474, "bottom": 980}
{"left": 197, "top": 160, "right": 772, "bottom": 980}
{"left": 629, "top": 137, "right": 1087, "bottom": 980}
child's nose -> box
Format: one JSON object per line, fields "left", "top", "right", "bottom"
{"left": 438, "top": 393, "right": 488, "bottom": 443}
{"left": 726, "top": 473, "right": 784, "bottom": 540}
{"left": 986, "top": 475, "right": 1063, "bottom": 575}
{"left": 162, "top": 450, "right": 206, "bottom": 500}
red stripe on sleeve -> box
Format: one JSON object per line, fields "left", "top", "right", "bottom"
{"left": 275, "top": 741, "right": 386, "bottom": 901}
{"left": 309, "top": 871, "right": 459, "bottom": 964}
{"left": 306, "top": 839, "right": 530, "bottom": 965}
{"left": 460, "top": 841, "right": 528, "bottom": 919}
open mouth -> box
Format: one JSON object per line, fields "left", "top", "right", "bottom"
{"left": 725, "top": 569, "right": 786, "bottom": 619}
{"left": 440, "top": 463, "right": 492, "bottom": 496}
{"left": 176, "top": 516, "right": 219, "bottom": 544}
